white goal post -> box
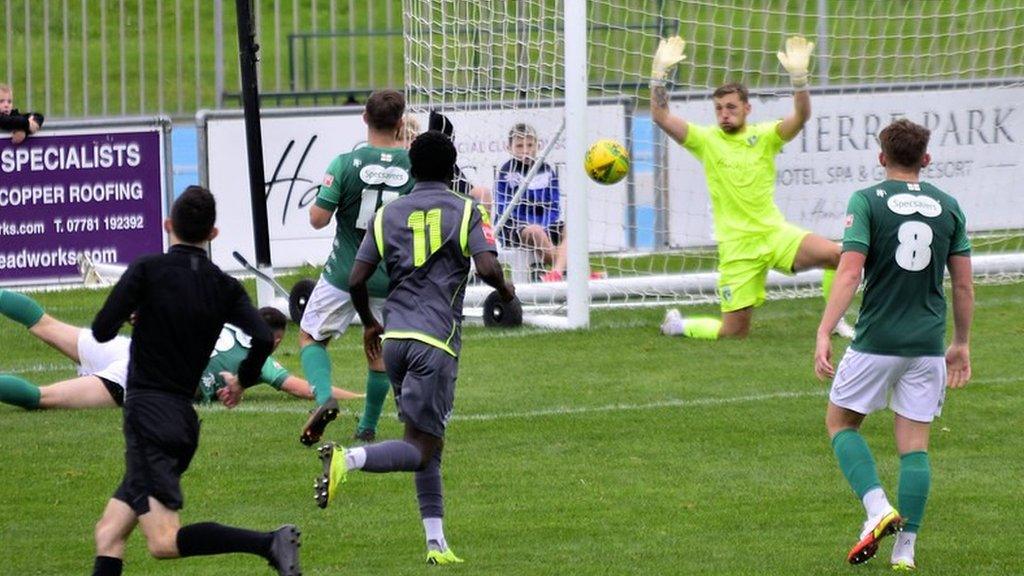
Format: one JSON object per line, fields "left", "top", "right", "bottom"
{"left": 402, "top": 0, "right": 1024, "bottom": 328}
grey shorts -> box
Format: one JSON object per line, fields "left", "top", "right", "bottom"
{"left": 383, "top": 339, "right": 458, "bottom": 438}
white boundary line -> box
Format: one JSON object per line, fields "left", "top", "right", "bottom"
{"left": 199, "top": 376, "right": 1021, "bottom": 422}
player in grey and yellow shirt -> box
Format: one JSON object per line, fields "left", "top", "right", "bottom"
{"left": 814, "top": 119, "right": 974, "bottom": 569}
{"left": 299, "top": 89, "right": 415, "bottom": 447}
{"left": 313, "top": 130, "right": 515, "bottom": 566}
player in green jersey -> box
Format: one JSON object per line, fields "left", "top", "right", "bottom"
{"left": 649, "top": 35, "right": 854, "bottom": 340}
{"left": 299, "top": 89, "right": 415, "bottom": 446}
{"left": 814, "top": 119, "right": 974, "bottom": 569}
{"left": 0, "top": 293, "right": 360, "bottom": 410}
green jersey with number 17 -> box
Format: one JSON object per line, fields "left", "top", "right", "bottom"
{"left": 316, "top": 146, "right": 414, "bottom": 296}
{"left": 843, "top": 179, "right": 971, "bottom": 357}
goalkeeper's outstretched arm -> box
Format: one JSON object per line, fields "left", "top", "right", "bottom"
{"left": 649, "top": 36, "right": 689, "bottom": 144}
{"left": 776, "top": 35, "right": 814, "bottom": 141}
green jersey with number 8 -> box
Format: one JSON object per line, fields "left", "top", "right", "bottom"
{"left": 843, "top": 179, "right": 971, "bottom": 357}
{"left": 316, "top": 146, "right": 414, "bottom": 296}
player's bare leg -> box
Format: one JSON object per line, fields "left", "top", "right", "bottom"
{"left": 718, "top": 307, "right": 752, "bottom": 338}
{"left": 38, "top": 376, "right": 119, "bottom": 409}
{"left": 519, "top": 224, "right": 557, "bottom": 265}
{"left": 93, "top": 498, "right": 138, "bottom": 574}
{"left": 28, "top": 315, "right": 85, "bottom": 363}
{"left": 793, "top": 234, "right": 855, "bottom": 338}
{"left": 792, "top": 232, "right": 840, "bottom": 271}
{"left": 138, "top": 496, "right": 301, "bottom": 574}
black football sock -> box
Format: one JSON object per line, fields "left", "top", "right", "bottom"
{"left": 176, "top": 522, "right": 273, "bottom": 558}
{"left": 91, "top": 555, "right": 123, "bottom": 576}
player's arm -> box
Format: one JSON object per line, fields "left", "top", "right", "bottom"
{"left": 814, "top": 251, "right": 865, "bottom": 381}
{"left": 946, "top": 254, "right": 974, "bottom": 388}
{"left": 469, "top": 203, "right": 516, "bottom": 302}
{"left": 776, "top": 35, "right": 814, "bottom": 141}
{"left": 224, "top": 283, "right": 274, "bottom": 388}
{"left": 279, "top": 375, "right": 364, "bottom": 401}
{"left": 350, "top": 218, "right": 385, "bottom": 360}
{"left": 91, "top": 260, "right": 144, "bottom": 342}
{"left": 309, "top": 204, "right": 334, "bottom": 229}
{"left": 310, "top": 157, "right": 344, "bottom": 229}
{"left": 649, "top": 36, "right": 689, "bottom": 144}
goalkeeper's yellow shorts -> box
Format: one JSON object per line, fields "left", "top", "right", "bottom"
{"left": 716, "top": 223, "right": 809, "bottom": 313}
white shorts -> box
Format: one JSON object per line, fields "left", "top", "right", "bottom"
{"left": 829, "top": 349, "right": 947, "bottom": 423}
{"left": 299, "top": 276, "right": 386, "bottom": 341}
{"left": 77, "top": 330, "right": 131, "bottom": 389}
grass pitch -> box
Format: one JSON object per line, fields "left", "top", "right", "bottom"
{"left": 1, "top": 281, "right": 1022, "bottom": 575}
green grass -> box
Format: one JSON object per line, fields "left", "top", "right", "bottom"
{"left": 1, "top": 281, "right": 1022, "bottom": 574}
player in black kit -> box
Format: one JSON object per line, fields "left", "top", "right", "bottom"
{"left": 88, "top": 186, "right": 301, "bottom": 576}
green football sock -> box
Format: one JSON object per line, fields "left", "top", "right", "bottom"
{"left": 822, "top": 268, "right": 836, "bottom": 301}
{"left": 898, "top": 451, "right": 931, "bottom": 533}
{"left": 831, "top": 428, "right": 882, "bottom": 499}
{"left": 357, "top": 370, "right": 390, "bottom": 434}
{"left": 682, "top": 316, "right": 721, "bottom": 340}
{"left": 0, "top": 375, "right": 42, "bottom": 410}
{"left": 300, "top": 343, "right": 334, "bottom": 406}
{"left": 0, "top": 289, "right": 44, "bottom": 328}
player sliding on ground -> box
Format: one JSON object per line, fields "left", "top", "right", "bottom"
{"left": 0, "top": 290, "right": 361, "bottom": 410}
{"left": 312, "top": 130, "right": 516, "bottom": 566}
{"left": 650, "top": 34, "right": 854, "bottom": 340}
{"left": 815, "top": 119, "right": 974, "bottom": 569}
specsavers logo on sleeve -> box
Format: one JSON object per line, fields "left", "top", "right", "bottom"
{"left": 360, "top": 165, "right": 410, "bottom": 188}
{"left": 886, "top": 194, "right": 942, "bottom": 218}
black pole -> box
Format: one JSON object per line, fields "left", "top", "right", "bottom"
{"left": 235, "top": 0, "right": 271, "bottom": 267}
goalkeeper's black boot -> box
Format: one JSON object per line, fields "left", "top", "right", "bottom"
{"left": 300, "top": 398, "right": 339, "bottom": 447}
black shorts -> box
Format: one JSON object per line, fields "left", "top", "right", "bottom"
{"left": 383, "top": 339, "right": 459, "bottom": 439}
{"left": 500, "top": 221, "right": 564, "bottom": 249}
{"left": 113, "top": 390, "right": 200, "bottom": 515}
{"left": 100, "top": 377, "right": 125, "bottom": 407}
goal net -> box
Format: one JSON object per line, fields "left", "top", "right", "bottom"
{"left": 402, "top": 0, "right": 1024, "bottom": 326}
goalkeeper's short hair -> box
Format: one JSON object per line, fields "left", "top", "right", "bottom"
{"left": 712, "top": 82, "right": 749, "bottom": 102}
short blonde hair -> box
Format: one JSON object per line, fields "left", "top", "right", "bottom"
{"left": 399, "top": 113, "right": 421, "bottom": 143}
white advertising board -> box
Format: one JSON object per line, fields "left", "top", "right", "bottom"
{"left": 667, "top": 86, "right": 1024, "bottom": 247}
{"left": 202, "top": 103, "right": 629, "bottom": 270}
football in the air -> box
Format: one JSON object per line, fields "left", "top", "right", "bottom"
{"left": 584, "top": 139, "right": 630, "bottom": 185}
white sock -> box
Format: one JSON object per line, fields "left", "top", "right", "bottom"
{"left": 345, "top": 447, "right": 367, "bottom": 471}
{"left": 862, "top": 487, "right": 891, "bottom": 518}
{"left": 423, "top": 517, "right": 447, "bottom": 551}
{"left": 891, "top": 531, "right": 917, "bottom": 562}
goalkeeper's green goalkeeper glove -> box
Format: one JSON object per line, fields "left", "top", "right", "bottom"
{"left": 651, "top": 36, "right": 686, "bottom": 85}
{"left": 777, "top": 35, "right": 814, "bottom": 89}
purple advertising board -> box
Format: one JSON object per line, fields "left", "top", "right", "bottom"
{"left": 0, "top": 127, "right": 166, "bottom": 285}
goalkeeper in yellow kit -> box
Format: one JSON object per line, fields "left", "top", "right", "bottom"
{"left": 651, "top": 35, "right": 853, "bottom": 339}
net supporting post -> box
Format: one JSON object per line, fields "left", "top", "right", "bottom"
{"left": 564, "top": 0, "right": 589, "bottom": 329}
{"left": 816, "top": 0, "right": 829, "bottom": 87}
